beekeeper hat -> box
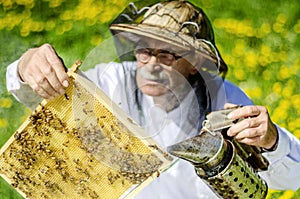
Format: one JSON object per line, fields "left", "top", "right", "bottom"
{"left": 109, "top": 0, "right": 227, "bottom": 76}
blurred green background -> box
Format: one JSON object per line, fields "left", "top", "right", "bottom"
{"left": 0, "top": 0, "right": 299, "bottom": 198}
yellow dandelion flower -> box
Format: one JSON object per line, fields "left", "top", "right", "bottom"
{"left": 293, "top": 129, "right": 300, "bottom": 139}
{"left": 48, "top": 0, "right": 63, "bottom": 8}
{"left": 258, "top": 55, "right": 270, "bottom": 66}
{"left": 0, "top": 118, "right": 8, "bottom": 128}
{"left": 273, "top": 22, "right": 284, "bottom": 33}
{"left": 233, "top": 39, "right": 246, "bottom": 57}
{"left": 294, "top": 19, "right": 300, "bottom": 33}
{"left": 213, "top": 18, "right": 225, "bottom": 29}
{"left": 31, "top": 21, "right": 44, "bottom": 32}
{"left": 287, "top": 79, "right": 296, "bottom": 89}
{"left": 272, "top": 100, "right": 290, "bottom": 122}
{"left": 110, "top": 0, "right": 127, "bottom": 5}
{"left": 239, "top": 20, "right": 255, "bottom": 37}
{"left": 257, "top": 23, "right": 271, "bottom": 38}
{"left": 90, "top": 35, "right": 102, "bottom": 46}
{"left": 45, "top": 20, "right": 56, "bottom": 31}
{"left": 279, "top": 99, "right": 291, "bottom": 110}
{"left": 260, "top": 44, "right": 271, "bottom": 57}
{"left": 0, "top": 98, "right": 13, "bottom": 108}
{"left": 278, "top": 65, "right": 292, "bottom": 80}
{"left": 276, "top": 13, "right": 287, "bottom": 25}
{"left": 233, "top": 68, "right": 246, "bottom": 81}
{"left": 0, "top": 18, "right": 5, "bottom": 30}
{"left": 62, "top": 21, "right": 73, "bottom": 32}
{"left": 291, "top": 59, "right": 300, "bottom": 76}
{"left": 99, "top": 7, "right": 120, "bottom": 23}
{"left": 1, "top": 0, "right": 14, "bottom": 9}
{"left": 272, "top": 82, "right": 282, "bottom": 96}
{"left": 15, "top": 0, "right": 34, "bottom": 7}
{"left": 270, "top": 115, "right": 278, "bottom": 126}
{"left": 262, "top": 70, "right": 271, "bottom": 81}
{"left": 223, "top": 53, "right": 235, "bottom": 66}
{"left": 291, "top": 94, "right": 300, "bottom": 108}
{"left": 249, "top": 87, "right": 262, "bottom": 99}
{"left": 60, "top": 10, "right": 74, "bottom": 21}
{"left": 272, "top": 13, "right": 287, "bottom": 34}
{"left": 21, "top": 26, "right": 32, "bottom": 36}
{"left": 279, "top": 51, "right": 288, "bottom": 62}
{"left": 86, "top": 6, "right": 100, "bottom": 19}
{"left": 272, "top": 107, "right": 288, "bottom": 123}
{"left": 2, "top": 12, "right": 22, "bottom": 30}
{"left": 270, "top": 52, "right": 279, "bottom": 63}
{"left": 266, "top": 189, "right": 281, "bottom": 199}
{"left": 245, "top": 51, "right": 257, "bottom": 69}
{"left": 278, "top": 190, "right": 295, "bottom": 199}
{"left": 288, "top": 119, "right": 300, "bottom": 131}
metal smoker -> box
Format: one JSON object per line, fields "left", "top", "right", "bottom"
{"left": 167, "top": 107, "right": 269, "bottom": 199}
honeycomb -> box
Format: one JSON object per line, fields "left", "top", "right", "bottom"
{"left": 0, "top": 61, "right": 173, "bottom": 199}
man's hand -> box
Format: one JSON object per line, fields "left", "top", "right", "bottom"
{"left": 225, "top": 103, "right": 278, "bottom": 150}
{"left": 18, "top": 43, "right": 69, "bottom": 99}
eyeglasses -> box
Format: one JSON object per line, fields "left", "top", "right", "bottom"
{"left": 134, "top": 48, "right": 182, "bottom": 66}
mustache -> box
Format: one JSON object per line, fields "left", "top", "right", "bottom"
{"left": 138, "top": 64, "right": 170, "bottom": 84}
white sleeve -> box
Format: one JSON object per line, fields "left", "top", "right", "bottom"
{"left": 259, "top": 125, "right": 300, "bottom": 190}
{"left": 6, "top": 60, "right": 41, "bottom": 110}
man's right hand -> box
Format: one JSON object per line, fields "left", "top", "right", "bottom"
{"left": 18, "top": 43, "right": 69, "bottom": 100}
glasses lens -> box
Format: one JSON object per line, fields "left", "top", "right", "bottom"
{"left": 135, "top": 48, "right": 150, "bottom": 63}
{"left": 135, "top": 48, "right": 178, "bottom": 65}
{"left": 157, "top": 53, "right": 175, "bottom": 66}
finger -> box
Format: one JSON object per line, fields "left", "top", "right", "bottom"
{"left": 45, "top": 45, "right": 69, "bottom": 88}
{"left": 28, "top": 79, "right": 55, "bottom": 99}
{"left": 227, "top": 117, "right": 261, "bottom": 137}
{"left": 227, "top": 106, "right": 264, "bottom": 120}
{"left": 40, "top": 62, "right": 66, "bottom": 95}
{"left": 31, "top": 56, "right": 63, "bottom": 97}
{"left": 23, "top": 60, "right": 61, "bottom": 99}
{"left": 35, "top": 44, "right": 68, "bottom": 95}
{"left": 234, "top": 128, "right": 261, "bottom": 140}
{"left": 35, "top": 87, "right": 54, "bottom": 100}
{"left": 27, "top": 73, "right": 59, "bottom": 99}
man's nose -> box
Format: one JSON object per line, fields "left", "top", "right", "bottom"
{"left": 144, "top": 56, "right": 162, "bottom": 72}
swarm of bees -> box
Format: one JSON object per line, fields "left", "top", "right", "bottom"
{"left": 0, "top": 65, "right": 172, "bottom": 199}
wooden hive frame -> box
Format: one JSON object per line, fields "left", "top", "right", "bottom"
{"left": 0, "top": 60, "right": 173, "bottom": 199}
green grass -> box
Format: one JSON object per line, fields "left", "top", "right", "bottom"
{"left": 0, "top": 0, "right": 299, "bottom": 198}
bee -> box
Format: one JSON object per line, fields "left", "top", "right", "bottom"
{"left": 88, "top": 190, "right": 99, "bottom": 199}
{"left": 75, "top": 167, "right": 82, "bottom": 172}
{"left": 64, "top": 93, "right": 70, "bottom": 100}
{"left": 16, "top": 172, "right": 24, "bottom": 180}
{"left": 123, "top": 144, "right": 130, "bottom": 151}
{"left": 83, "top": 108, "right": 88, "bottom": 115}
{"left": 62, "top": 140, "right": 69, "bottom": 147}
{"left": 148, "top": 144, "right": 159, "bottom": 150}
{"left": 73, "top": 158, "right": 80, "bottom": 165}
{"left": 14, "top": 131, "right": 21, "bottom": 140}
{"left": 155, "top": 170, "right": 160, "bottom": 177}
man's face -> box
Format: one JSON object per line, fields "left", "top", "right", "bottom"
{"left": 135, "top": 41, "right": 197, "bottom": 97}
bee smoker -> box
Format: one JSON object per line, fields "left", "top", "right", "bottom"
{"left": 167, "top": 108, "right": 269, "bottom": 199}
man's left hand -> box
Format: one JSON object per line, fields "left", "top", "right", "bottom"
{"left": 225, "top": 103, "right": 278, "bottom": 150}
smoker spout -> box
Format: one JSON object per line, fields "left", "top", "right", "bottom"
{"left": 167, "top": 135, "right": 209, "bottom": 165}
{"left": 167, "top": 132, "right": 227, "bottom": 169}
